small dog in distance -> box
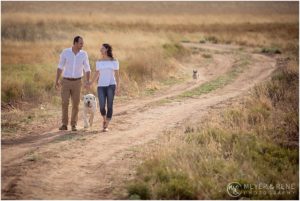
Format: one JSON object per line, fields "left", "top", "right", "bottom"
{"left": 193, "top": 69, "right": 199, "bottom": 80}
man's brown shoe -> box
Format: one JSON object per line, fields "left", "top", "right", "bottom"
{"left": 71, "top": 125, "right": 77, "bottom": 131}
{"left": 59, "top": 125, "right": 68, "bottom": 130}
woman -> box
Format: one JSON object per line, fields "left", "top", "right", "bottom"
{"left": 90, "top": 43, "right": 120, "bottom": 132}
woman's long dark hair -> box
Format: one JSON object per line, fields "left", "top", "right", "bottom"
{"left": 103, "top": 43, "right": 114, "bottom": 60}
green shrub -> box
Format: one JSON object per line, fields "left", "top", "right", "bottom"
{"left": 162, "top": 43, "right": 191, "bottom": 59}
{"left": 204, "top": 36, "right": 219, "bottom": 44}
{"left": 127, "top": 181, "right": 151, "bottom": 200}
{"left": 156, "top": 173, "right": 197, "bottom": 199}
{"left": 261, "top": 47, "right": 282, "bottom": 54}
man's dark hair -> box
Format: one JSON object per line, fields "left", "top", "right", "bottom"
{"left": 73, "top": 36, "right": 83, "bottom": 45}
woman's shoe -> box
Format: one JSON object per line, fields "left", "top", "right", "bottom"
{"left": 103, "top": 121, "right": 109, "bottom": 132}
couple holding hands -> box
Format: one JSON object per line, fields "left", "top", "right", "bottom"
{"left": 55, "top": 36, "right": 119, "bottom": 132}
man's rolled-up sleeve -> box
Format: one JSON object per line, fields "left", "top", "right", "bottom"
{"left": 83, "top": 53, "right": 91, "bottom": 72}
{"left": 58, "top": 51, "right": 66, "bottom": 70}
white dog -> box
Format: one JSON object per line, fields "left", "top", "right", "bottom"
{"left": 83, "top": 94, "right": 97, "bottom": 128}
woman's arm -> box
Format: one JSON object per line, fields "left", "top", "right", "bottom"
{"left": 115, "top": 70, "right": 120, "bottom": 95}
{"left": 90, "top": 70, "right": 100, "bottom": 86}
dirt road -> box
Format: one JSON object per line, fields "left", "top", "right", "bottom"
{"left": 1, "top": 42, "right": 278, "bottom": 199}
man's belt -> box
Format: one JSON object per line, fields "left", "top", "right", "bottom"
{"left": 63, "top": 77, "right": 82, "bottom": 81}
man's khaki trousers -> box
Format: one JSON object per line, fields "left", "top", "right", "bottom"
{"left": 61, "top": 79, "right": 82, "bottom": 126}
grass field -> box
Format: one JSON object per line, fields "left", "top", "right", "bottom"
{"left": 1, "top": 1, "right": 298, "bottom": 105}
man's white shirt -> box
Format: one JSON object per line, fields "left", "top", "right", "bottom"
{"left": 58, "top": 48, "right": 91, "bottom": 78}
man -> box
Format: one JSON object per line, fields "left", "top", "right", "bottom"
{"left": 55, "top": 36, "right": 91, "bottom": 131}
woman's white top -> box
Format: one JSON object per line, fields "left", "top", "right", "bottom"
{"left": 96, "top": 59, "right": 119, "bottom": 87}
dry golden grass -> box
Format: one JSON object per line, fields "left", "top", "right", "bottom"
{"left": 1, "top": 1, "right": 298, "bottom": 104}
{"left": 128, "top": 57, "right": 299, "bottom": 199}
